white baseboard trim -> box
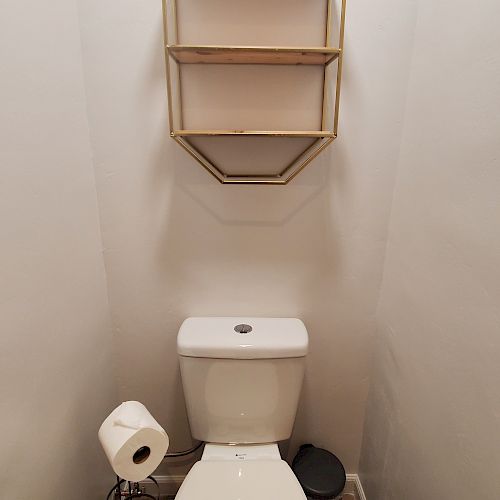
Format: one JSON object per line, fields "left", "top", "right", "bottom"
{"left": 346, "top": 474, "right": 367, "bottom": 500}
{"left": 140, "top": 475, "right": 185, "bottom": 498}
{"left": 144, "top": 473, "right": 367, "bottom": 499}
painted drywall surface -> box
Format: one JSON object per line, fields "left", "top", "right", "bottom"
{"left": 359, "top": 0, "right": 500, "bottom": 498}
{"left": 77, "top": 0, "right": 418, "bottom": 475}
{"left": 0, "top": 1, "right": 117, "bottom": 497}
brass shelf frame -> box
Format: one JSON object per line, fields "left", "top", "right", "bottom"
{"left": 161, "top": 0, "right": 347, "bottom": 185}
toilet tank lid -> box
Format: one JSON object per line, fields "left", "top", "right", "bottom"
{"left": 177, "top": 317, "right": 308, "bottom": 359}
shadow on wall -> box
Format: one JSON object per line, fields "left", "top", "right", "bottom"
{"left": 149, "top": 117, "right": 345, "bottom": 316}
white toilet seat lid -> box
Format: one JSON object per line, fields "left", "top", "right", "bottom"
{"left": 175, "top": 459, "right": 307, "bottom": 500}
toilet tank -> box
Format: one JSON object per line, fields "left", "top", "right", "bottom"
{"left": 177, "top": 317, "right": 308, "bottom": 444}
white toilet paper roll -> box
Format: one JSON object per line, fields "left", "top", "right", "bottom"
{"left": 98, "top": 401, "right": 169, "bottom": 482}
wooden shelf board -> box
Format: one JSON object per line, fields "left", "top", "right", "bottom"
{"left": 173, "top": 130, "right": 336, "bottom": 138}
{"left": 167, "top": 45, "right": 340, "bottom": 65}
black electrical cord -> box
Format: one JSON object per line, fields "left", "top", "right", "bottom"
{"left": 144, "top": 475, "right": 160, "bottom": 500}
{"left": 164, "top": 440, "right": 204, "bottom": 458}
{"left": 106, "top": 477, "right": 125, "bottom": 500}
{"left": 105, "top": 481, "right": 159, "bottom": 500}
{"left": 146, "top": 475, "right": 159, "bottom": 488}
{"left": 123, "top": 494, "right": 156, "bottom": 500}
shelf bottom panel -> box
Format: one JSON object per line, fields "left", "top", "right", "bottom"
{"left": 172, "top": 130, "right": 336, "bottom": 138}
{"left": 167, "top": 45, "right": 341, "bottom": 65}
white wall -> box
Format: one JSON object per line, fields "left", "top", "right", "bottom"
{"left": 77, "top": 0, "right": 418, "bottom": 475}
{"left": 359, "top": 0, "right": 500, "bottom": 498}
{"left": 4, "top": 0, "right": 497, "bottom": 496}
{"left": 0, "top": 1, "right": 117, "bottom": 498}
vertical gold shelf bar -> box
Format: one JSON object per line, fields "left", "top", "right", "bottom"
{"left": 171, "top": 0, "right": 184, "bottom": 129}
{"left": 321, "top": 0, "right": 333, "bottom": 131}
{"left": 162, "top": 0, "right": 175, "bottom": 134}
{"left": 333, "top": 0, "right": 347, "bottom": 135}
{"left": 171, "top": 0, "right": 178, "bottom": 41}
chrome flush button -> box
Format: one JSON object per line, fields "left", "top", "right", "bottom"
{"left": 234, "top": 324, "right": 253, "bottom": 334}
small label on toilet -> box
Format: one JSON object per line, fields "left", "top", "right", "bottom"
{"left": 235, "top": 453, "right": 247, "bottom": 460}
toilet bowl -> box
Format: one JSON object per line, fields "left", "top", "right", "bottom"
{"left": 175, "top": 444, "right": 306, "bottom": 500}
{"left": 176, "top": 317, "right": 308, "bottom": 500}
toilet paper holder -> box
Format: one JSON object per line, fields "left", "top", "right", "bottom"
{"left": 106, "top": 475, "right": 159, "bottom": 500}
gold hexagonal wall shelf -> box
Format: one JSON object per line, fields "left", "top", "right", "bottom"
{"left": 162, "top": 0, "right": 346, "bottom": 185}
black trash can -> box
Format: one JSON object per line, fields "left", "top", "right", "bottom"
{"left": 292, "top": 444, "right": 346, "bottom": 499}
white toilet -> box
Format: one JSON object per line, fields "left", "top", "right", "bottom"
{"left": 175, "top": 317, "right": 309, "bottom": 500}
